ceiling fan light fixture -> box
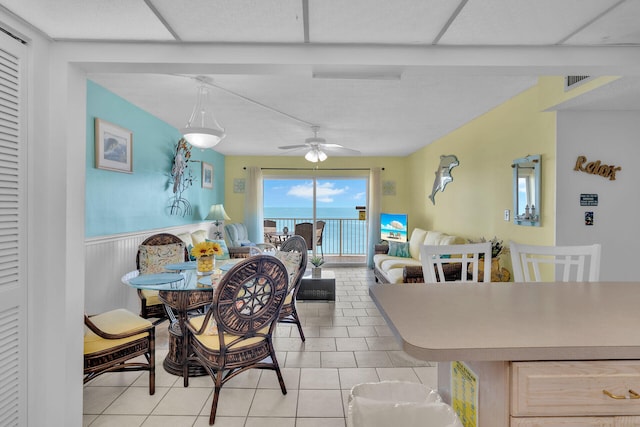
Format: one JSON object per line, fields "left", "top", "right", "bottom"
{"left": 180, "top": 85, "right": 225, "bottom": 149}
{"left": 305, "top": 147, "right": 327, "bottom": 163}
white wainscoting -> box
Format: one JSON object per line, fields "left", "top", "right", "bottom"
{"left": 84, "top": 223, "right": 211, "bottom": 314}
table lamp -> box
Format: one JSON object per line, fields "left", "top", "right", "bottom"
{"left": 205, "top": 204, "right": 230, "bottom": 239}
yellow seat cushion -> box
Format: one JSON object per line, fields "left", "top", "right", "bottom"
{"left": 188, "top": 315, "right": 269, "bottom": 351}
{"left": 84, "top": 309, "right": 152, "bottom": 355}
{"left": 140, "top": 289, "right": 162, "bottom": 306}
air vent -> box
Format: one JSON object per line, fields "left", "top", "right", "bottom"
{"left": 565, "top": 75, "right": 591, "bottom": 91}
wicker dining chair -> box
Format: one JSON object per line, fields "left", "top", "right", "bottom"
{"left": 276, "top": 235, "right": 308, "bottom": 341}
{"left": 135, "top": 233, "right": 189, "bottom": 320}
{"left": 84, "top": 309, "right": 155, "bottom": 395}
{"left": 183, "top": 255, "right": 289, "bottom": 425}
{"left": 294, "top": 221, "right": 325, "bottom": 255}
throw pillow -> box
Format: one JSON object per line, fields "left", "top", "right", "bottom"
{"left": 208, "top": 239, "right": 230, "bottom": 260}
{"left": 138, "top": 243, "right": 185, "bottom": 274}
{"left": 388, "top": 241, "right": 411, "bottom": 258}
{"left": 274, "top": 250, "right": 302, "bottom": 291}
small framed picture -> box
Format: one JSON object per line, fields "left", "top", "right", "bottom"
{"left": 201, "top": 162, "right": 213, "bottom": 189}
{"left": 233, "top": 178, "right": 245, "bottom": 193}
{"left": 94, "top": 118, "right": 133, "bottom": 173}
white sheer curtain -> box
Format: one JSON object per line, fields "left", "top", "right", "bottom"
{"left": 367, "top": 167, "right": 382, "bottom": 268}
{"left": 244, "top": 166, "right": 264, "bottom": 244}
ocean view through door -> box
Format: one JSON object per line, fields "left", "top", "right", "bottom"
{"left": 264, "top": 177, "right": 368, "bottom": 265}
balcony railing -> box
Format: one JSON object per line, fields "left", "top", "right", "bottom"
{"left": 267, "top": 218, "right": 368, "bottom": 256}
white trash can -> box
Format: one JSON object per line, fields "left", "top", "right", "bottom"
{"left": 347, "top": 381, "right": 463, "bottom": 427}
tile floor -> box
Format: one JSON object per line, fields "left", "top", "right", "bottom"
{"left": 83, "top": 267, "right": 438, "bottom": 426}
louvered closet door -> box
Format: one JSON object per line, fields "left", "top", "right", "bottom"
{"left": 0, "top": 31, "right": 27, "bottom": 426}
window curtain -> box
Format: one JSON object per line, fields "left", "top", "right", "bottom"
{"left": 367, "top": 167, "right": 382, "bottom": 268}
{"left": 244, "top": 166, "right": 264, "bottom": 244}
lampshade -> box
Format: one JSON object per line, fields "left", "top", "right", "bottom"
{"left": 180, "top": 85, "right": 225, "bottom": 149}
{"left": 305, "top": 148, "right": 328, "bottom": 163}
{"left": 205, "top": 204, "right": 230, "bottom": 221}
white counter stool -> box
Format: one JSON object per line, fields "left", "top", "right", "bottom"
{"left": 420, "top": 242, "right": 492, "bottom": 283}
{"left": 509, "top": 241, "right": 601, "bottom": 282}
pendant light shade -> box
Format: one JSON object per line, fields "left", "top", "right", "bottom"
{"left": 180, "top": 85, "right": 225, "bottom": 149}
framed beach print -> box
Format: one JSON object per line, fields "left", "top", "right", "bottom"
{"left": 95, "top": 118, "right": 133, "bottom": 173}
{"left": 202, "top": 162, "right": 213, "bottom": 189}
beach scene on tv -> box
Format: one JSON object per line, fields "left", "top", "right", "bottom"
{"left": 380, "top": 213, "right": 408, "bottom": 242}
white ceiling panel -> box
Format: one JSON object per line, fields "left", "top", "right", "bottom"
{"left": 309, "top": 0, "right": 460, "bottom": 44}
{"left": 150, "top": 0, "right": 304, "bottom": 43}
{"left": 564, "top": 1, "right": 640, "bottom": 45}
{"left": 439, "top": 0, "right": 621, "bottom": 45}
{"left": 0, "top": 0, "right": 174, "bottom": 40}
{"left": 553, "top": 77, "right": 640, "bottom": 111}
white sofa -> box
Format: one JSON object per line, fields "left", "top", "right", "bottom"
{"left": 373, "top": 228, "right": 466, "bottom": 284}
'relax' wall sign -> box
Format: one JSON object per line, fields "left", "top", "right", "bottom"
{"left": 574, "top": 155, "right": 621, "bottom": 181}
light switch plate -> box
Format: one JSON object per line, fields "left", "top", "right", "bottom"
{"left": 504, "top": 209, "right": 510, "bottom": 221}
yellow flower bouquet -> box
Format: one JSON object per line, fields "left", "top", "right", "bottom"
{"left": 191, "top": 241, "right": 223, "bottom": 275}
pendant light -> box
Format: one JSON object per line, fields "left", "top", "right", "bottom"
{"left": 180, "top": 85, "right": 225, "bottom": 149}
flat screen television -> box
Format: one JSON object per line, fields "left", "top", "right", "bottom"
{"left": 380, "top": 213, "right": 408, "bottom": 243}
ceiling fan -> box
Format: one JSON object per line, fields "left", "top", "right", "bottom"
{"left": 278, "top": 126, "right": 361, "bottom": 162}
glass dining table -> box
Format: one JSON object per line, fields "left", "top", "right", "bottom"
{"left": 122, "top": 258, "right": 242, "bottom": 376}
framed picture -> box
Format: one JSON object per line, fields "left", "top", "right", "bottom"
{"left": 94, "top": 118, "right": 133, "bottom": 173}
{"left": 201, "top": 162, "right": 213, "bottom": 189}
{"left": 233, "top": 178, "right": 245, "bottom": 193}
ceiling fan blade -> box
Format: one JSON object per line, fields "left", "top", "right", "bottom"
{"left": 278, "top": 144, "right": 309, "bottom": 150}
{"left": 321, "top": 145, "right": 361, "bottom": 155}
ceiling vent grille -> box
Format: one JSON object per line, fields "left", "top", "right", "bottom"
{"left": 565, "top": 75, "right": 592, "bottom": 91}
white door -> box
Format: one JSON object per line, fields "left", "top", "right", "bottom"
{"left": 0, "top": 30, "right": 27, "bottom": 425}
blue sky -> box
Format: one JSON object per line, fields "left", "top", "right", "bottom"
{"left": 264, "top": 178, "right": 367, "bottom": 208}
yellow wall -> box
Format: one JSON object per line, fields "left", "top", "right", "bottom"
{"left": 224, "top": 155, "right": 410, "bottom": 223}
{"left": 407, "top": 83, "right": 556, "bottom": 250}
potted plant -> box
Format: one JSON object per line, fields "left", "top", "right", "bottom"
{"left": 310, "top": 255, "right": 325, "bottom": 279}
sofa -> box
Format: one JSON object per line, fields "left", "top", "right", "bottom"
{"left": 373, "top": 228, "right": 466, "bottom": 284}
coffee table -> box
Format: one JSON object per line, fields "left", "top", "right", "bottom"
{"left": 298, "top": 270, "right": 335, "bottom": 301}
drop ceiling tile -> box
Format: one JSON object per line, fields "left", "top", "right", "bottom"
{"left": 439, "top": 0, "right": 621, "bottom": 45}
{"left": 309, "top": 0, "right": 460, "bottom": 44}
{"left": 0, "top": 0, "right": 175, "bottom": 40}
{"left": 563, "top": 1, "right": 640, "bottom": 45}
{"left": 150, "top": 0, "right": 304, "bottom": 42}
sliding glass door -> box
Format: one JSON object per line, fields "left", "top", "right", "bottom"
{"left": 263, "top": 176, "right": 368, "bottom": 264}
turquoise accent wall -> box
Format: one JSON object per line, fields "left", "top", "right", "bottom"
{"left": 86, "top": 80, "right": 225, "bottom": 237}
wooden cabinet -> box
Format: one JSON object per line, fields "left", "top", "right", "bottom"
{"left": 511, "top": 361, "right": 640, "bottom": 426}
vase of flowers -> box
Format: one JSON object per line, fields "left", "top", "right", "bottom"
{"left": 470, "top": 236, "right": 510, "bottom": 281}
{"left": 310, "top": 256, "right": 325, "bottom": 279}
{"left": 191, "top": 241, "right": 223, "bottom": 276}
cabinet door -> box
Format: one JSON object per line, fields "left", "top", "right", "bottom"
{"left": 511, "top": 417, "right": 613, "bottom": 426}
{"left": 616, "top": 417, "right": 640, "bottom": 426}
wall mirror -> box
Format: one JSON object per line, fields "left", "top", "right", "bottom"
{"left": 513, "top": 154, "right": 541, "bottom": 226}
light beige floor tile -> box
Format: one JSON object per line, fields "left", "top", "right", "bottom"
{"left": 335, "top": 337, "right": 368, "bottom": 352}
{"left": 304, "top": 316, "right": 333, "bottom": 327}
{"left": 104, "top": 386, "right": 170, "bottom": 415}
{"left": 296, "top": 325, "right": 320, "bottom": 338}
{"left": 273, "top": 337, "right": 307, "bottom": 352}
{"left": 338, "top": 368, "right": 380, "bottom": 390}
{"left": 257, "top": 367, "right": 300, "bottom": 389}
{"left": 365, "top": 336, "right": 402, "bottom": 351}
{"left": 334, "top": 302, "right": 353, "bottom": 309}
{"left": 341, "top": 308, "right": 369, "bottom": 317}
{"left": 132, "top": 365, "right": 179, "bottom": 388}
{"left": 387, "top": 350, "right": 432, "bottom": 367}
{"left": 357, "top": 316, "right": 387, "bottom": 326}
{"left": 297, "top": 389, "right": 344, "bottom": 417}
{"left": 83, "top": 414, "right": 98, "bottom": 427}
{"left": 413, "top": 366, "right": 439, "bottom": 389}
{"left": 351, "top": 301, "right": 378, "bottom": 309}
{"left": 245, "top": 417, "right": 296, "bottom": 427}
{"left": 319, "top": 326, "right": 349, "bottom": 337}
{"left": 373, "top": 325, "right": 394, "bottom": 337}
{"left": 86, "top": 371, "right": 142, "bottom": 387}
{"left": 346, "top": 326, "right": 377, "bottom": 337}
{"left": 354, "top": 351, "right": 393, "bottom": 368}
{"left": 376, "top": 367, "right": 421, "bottom": 383}
{"left": 193, "top": 416, "right": 246, "bottom": 426}
{"left": 332, "top": 316, "right": 359, "bottom": 327}
{"left": 182, "top": 373, "right": 216, "bottom": 388}
{"left": 337, "top": 295, "right": 360, "bottom": 302}
{"left": 321, "top": 351, "right": 357, "bottom": 368}
{"left": 224, "top": 368, "right": 262, "bottom": 388}
{"left": 296, "top": 418, "right": 346, "bottom": 427}
{"left": 83, "top": 386, "right": 127, "bottom": 414}
{"left": 201, "top": 387, "right": 255, "bottom": 417}
{"left": 85, "top": 414, "right": 147, "bottom": 426}
{"left": 248, "top": 389, "right": 299, "bottom": 417}
{"left": 284, "top": 351, "right": 321, "bottom": 368}
{"left": 151, "top": 387, "right": 211, "bottom": 416}
{"left": 298, "top": 337, "right": 336, "bottom": 351}
{"left": 141, "top": 415, "right": 197, "bottom": 426}
{"left": 300, "top": 368, "right": 340, "bottom": 389}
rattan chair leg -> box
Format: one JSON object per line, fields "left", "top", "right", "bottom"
{"left": 210, "top": 379, "right": 223, "bottom": 425}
